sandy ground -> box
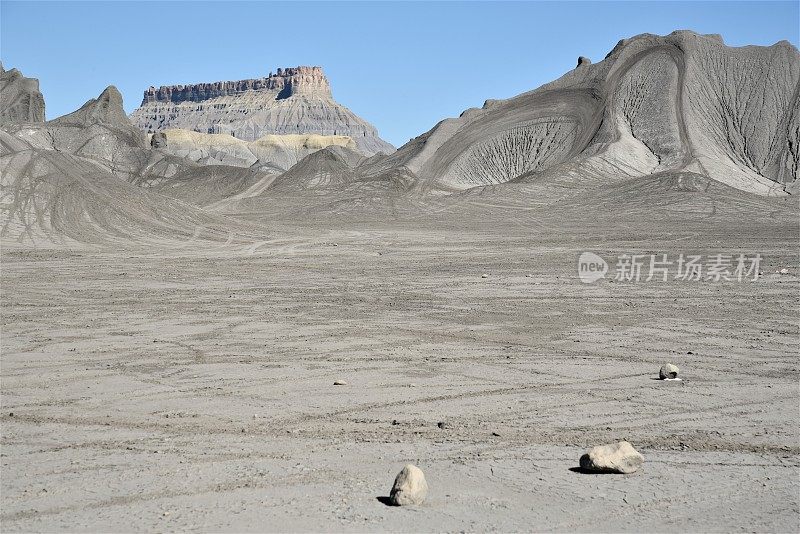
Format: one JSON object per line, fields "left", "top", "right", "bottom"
{"left": 1, "top": 214, "right": 799, "bottom": 532}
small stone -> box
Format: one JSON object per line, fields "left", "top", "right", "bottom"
{"left": 659, "top": 363, "right": 679, "bottom": 379}
{"left": 779, "top": 268, "right": 789, "bottom": 274}
{"left": 333, "top": 380, "right": 347, "bottom": 386}
{"left": 389, "top": 464, "right": 428, "bottom": 506}
{"left": 437, "top": 421, "right": 447, "bottom": 429}
{"left": 151, "top": 131, "right": 168, "bottom": 148}
{"left": 481, "top": 274, "right": 489, "bottom": 279}
{"left": 8, "top": 412, "right": 13, "bottom": 417}
{"left": 579, "top": 441, "right": 643, "bottom": 474}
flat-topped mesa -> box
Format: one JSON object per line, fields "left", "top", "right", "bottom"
{"left": 131, "top": 65, "right": 395, "bottom": 155}
{"left": 141, "top": 66, "right": 331, "bottom": 105}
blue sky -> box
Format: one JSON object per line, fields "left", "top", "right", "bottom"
{"left": 2, "top": 1, "right": 798, "bottom": 147}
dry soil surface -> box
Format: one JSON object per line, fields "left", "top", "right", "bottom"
{"left": 1, "top": 212, "right": 798, "bottom": 532}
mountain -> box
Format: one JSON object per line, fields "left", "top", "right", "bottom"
{"left": 0, "top": 63, "right": 45, "bottom": 123}
{"left": 129, "top": 66, "right": 395, "bottom": 156}
{"left": 0, "top": 81, "right": 263, "bottom": 246}
{"left": 1, "top": 31, "right": 798, "bottom": 247}
{"left": 362, "top": 31, "right": 798, "bottom": 195}
{"left": 0, "top": 128, "right": 263, "bottom": 247}
{"left": 3, "top": 85, "right": 197, "bottom": 182}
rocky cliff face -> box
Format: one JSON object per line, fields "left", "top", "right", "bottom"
{"left": 141, "top": 67, "right": 331, "bottom": 103}
{"left": 0, "top": 63, "right": 46, "bottom": 123}
{"left": 130, "top": 66, "right": 394, "bottom": 156}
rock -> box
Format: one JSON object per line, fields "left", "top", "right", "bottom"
{"left": 481, "top": 273, "right": 489, "bottom": 278}
{"left": 389, "top": 464, "right": 428, "bottom": 506}
{"left": 576, "top": 56, "right": 592, "bottom": 68}
{"left": 151, "top": 131, "right": 167, "bottom": 148}
{"left": 779, "top": 268, "right": 789, "bottom": 274}
{"left": 130, "top": 66, "right": 395, "bottom": 156}
{"left": 659, "top": 363, "right": 679, "bottom": 379}
{"left": 437, "top": 421, "right": 447, "bottom": 429}
{"left": 579, "top": 441, "right": 643, "bottom": 474}
{"left": 333, "top": 380, "right": 347, "bottom": 386}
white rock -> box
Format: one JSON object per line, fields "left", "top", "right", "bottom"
{"left": 779, "top": 268, "right": 789, "bottom": 274}
{"left": 481, "top": 273, "right": 489, "bottom": 278}
{"left": 389, "top": 464, "right": 428, "bottom": 506}
{"left": 579, "top": 441, "right": 643, "bottom": 474}
{"left": 659, "top": 363, "right": 679, "bottom": 379}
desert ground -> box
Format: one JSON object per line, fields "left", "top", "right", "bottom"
{"left": 2, "top": 187, "right": 798, "bottom": 532}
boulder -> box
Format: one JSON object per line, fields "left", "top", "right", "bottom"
{"left": 576, "top": 56, "right": 592, "bottom": 68}
{"left": 659, "top": 363, "right": 679, "bottom": 379}
{"left": 389, "top": 464, "right": 428, "bottom": 506}
{"left": 579, "top": 441, "right": 643, "bottom": 474}
{"left": 151, "top": 131, "right": 168, "bottom": 148}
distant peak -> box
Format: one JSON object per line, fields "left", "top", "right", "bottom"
{"left": 51, "top": 85, "right": 131, "bottom": 128}
{"left": 141, "top": 66, "right": 331, "bottom": 105}
{"left": 98, "top": 85, "right": 124, "bottom": 106}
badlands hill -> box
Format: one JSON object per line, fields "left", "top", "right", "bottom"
{"left": 1, "top": 31, "right": 798, "bottom": 247}
{"left": 364, "top": 31, "right": 799, "bottom": 195}
{"left": 0, "top": 63, "right": 45, "bottom": 123}
{"left": 0, "top": 84, "right": 265, "bottom": 245}
{"left": 130, "top": 66, "right": 395, "bottom": 156}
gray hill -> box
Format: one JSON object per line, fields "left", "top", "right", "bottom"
{"left": 0, "top": 63, "right": 45, "bottom": 123}
{"left": 0, "top": 130, "right": 261, "bottom": 246}
{"left": 1, "top": 31, "right": 798, "bottom": 246}
{"left": 3, "top": 84, "right": 195, "bottom": 182}
{"left": 363, "top": 31, "right": 798, "bottom": 195}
